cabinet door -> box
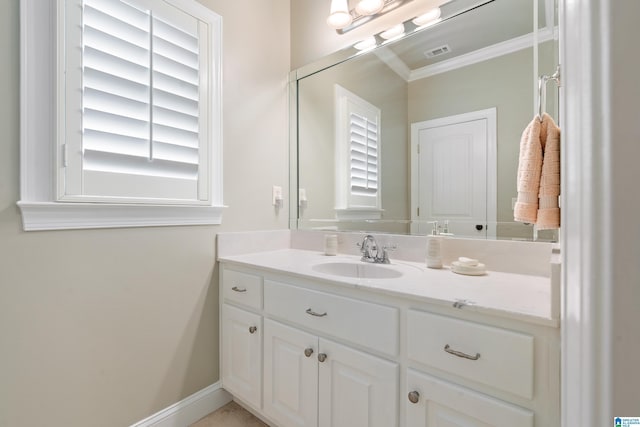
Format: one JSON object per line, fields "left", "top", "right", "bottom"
{"left": 318, "top": 338, "right": 398, "bottom": 427}
{"left": 264, "top": 319, "right": 318, "bottom": 427}
{"left": 405, "top": 369, "right": 534, "bottom": 427}
{"left": 221, "top": 304, "right": 262, "bottom": 409}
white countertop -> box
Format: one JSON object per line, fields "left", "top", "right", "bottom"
{"left": 218, "top": 249, "right": 558, "bottom": 328}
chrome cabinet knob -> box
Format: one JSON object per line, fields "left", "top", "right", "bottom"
{"left": 248, "top": 326, "right": 257, "bottom": 334}
{"left": 317, "top": 353, "right": 327, "bottom": 362}
{"left": 304, "top": 348, "right": 314, "bottom": 357}
{"left": 408, "top": 391, "right": 420, "bottom": 404}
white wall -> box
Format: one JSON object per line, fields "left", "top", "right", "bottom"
{"left": 0, "top": 1, "right": 290, "bottom": 426}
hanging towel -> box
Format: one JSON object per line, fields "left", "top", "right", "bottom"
{"left": 514, "top": 113, "right": 561, "bottom": 229}
{"left": 536, "top": 113, "right": 561, "bottom": 229}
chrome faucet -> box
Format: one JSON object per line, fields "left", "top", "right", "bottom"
{"left": 358, "top": 234, "right": 395, "bottom": 264}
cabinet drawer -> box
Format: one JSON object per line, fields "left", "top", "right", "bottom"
{"left": 406, "top": 369, "right": 534, "bottom": 426}
{"left": 407, "top": 310, "right": 534, "bottom": 399}
{"left": 222, "top": 268, "right": 262, "bottom": 309}
{"left": 264, "top": 280, "right": 399, "bottom": 357}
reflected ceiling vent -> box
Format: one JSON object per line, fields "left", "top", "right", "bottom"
{"left": 424, "top": 44, "right": 451, "bottom": 58}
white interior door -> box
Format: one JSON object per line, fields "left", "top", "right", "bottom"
{"left": 410, "top": 109, "right": 496, "bottom": 238}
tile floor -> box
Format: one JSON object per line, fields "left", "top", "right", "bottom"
{"left": 190, "top": 401, "right": 269, "bottom": 427}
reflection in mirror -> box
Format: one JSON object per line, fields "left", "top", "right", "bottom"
{"left": 294, "top": 0, "right": 559, "bottom": 241}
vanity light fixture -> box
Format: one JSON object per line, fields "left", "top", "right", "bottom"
{"left": 380, "top": 23, "right": 405, "bottom": 40}
{"left": 412, "top": 7, "right": 442, "bottom": 28}
{"left": 328, "top": 0, "right": 411, "bottom": 33}
{"left": 327, "top": 0, "right": 353, "bottom": 29}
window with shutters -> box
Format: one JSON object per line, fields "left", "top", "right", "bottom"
{"left": 334, "top": 85, "right": 383, "bottom": 220}
{"left": 18, "top": 0, "right": 223, "bottom": 230}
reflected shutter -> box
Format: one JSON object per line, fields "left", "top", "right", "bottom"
{"left": 349, "top": 112, "right": 379, "bottom": 196}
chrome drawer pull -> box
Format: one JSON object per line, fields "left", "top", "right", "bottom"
{"left": 304, "top": 348, "right": 314, "bottom": 357}
{"left": 408, "top": 391, "right": 420, "bottom": 404}
{"left": 317, "top": 353, "right": 327, "bottom": 362}
{"left": 306, "top": 308, "right": 327, "bottom": 317}
{"left": 444, "top": 344, "right": 480, "bottom": 360}
{"left": 231, "top": 286, "right": 247, "bottom": 293}
{"left": 249, "top": 326, "right": 257, "bottom": 334}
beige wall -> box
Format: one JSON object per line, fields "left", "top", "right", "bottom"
{"left": 0, "top": 1, "right": 290, "bottom": 426}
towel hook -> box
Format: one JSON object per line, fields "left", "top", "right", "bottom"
{"left": 538, "top": 65, "right": 561, "bottom": 121}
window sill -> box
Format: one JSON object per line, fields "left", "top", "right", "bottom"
{"left": 335, "top": 208, "right": 384, "bottom": 220}
{"left": 17, "top": 201, "right": 225, "bottom": 231}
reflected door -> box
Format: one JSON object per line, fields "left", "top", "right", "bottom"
{"left": 410, "top": 109, "right": 496, "bottom": 237}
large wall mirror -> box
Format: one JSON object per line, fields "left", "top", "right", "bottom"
{"left": 292, "top": 0, "right": 559, "bottom": 240}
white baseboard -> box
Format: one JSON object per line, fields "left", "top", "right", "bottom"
{"left": 131, "top": 382, "right": 232, "bottom": 427}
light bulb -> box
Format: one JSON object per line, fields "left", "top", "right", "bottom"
{"left": 356, "top": 0, "right": 384, "bottom": 16}
{"left": 412, "top": 7, "right": 442, "bottom": 27}
{"left": 354, "top": 36, "right": 377, "bottom": 51}
{"left": 380, "top": 23, "right": 405, "bottom": 40}
{"left": 327, "top": 0, "right": 353, "bottom": 29}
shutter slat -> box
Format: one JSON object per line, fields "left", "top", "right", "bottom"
{"left": 84, "top": 0, "right": 149, "bottom": 27}
{"left": 153, "top": 17, "right": 198, "bottom": 52}
{"left": 84, "top": 108, "right": 149, "bottom": 140}
{"left": 84, "top": 150, "right": 198, "bottom": 179}
{"left": 153, "top": 123, "right": 199, "bottom": 148}
{"left": 83, "top": 129, "right": 148, "bottom": 158}
{"left": 153, "top": 71, "right": 199, "bottom": 100}
{"left": 153, "top": 36, "right": 199, "bottom": 69}
{"left": 153, "top": 55, "right": 199, "bottom": 86}
{"left": 84, "top": 47, "right": 149, "bottom": 87}
{"left": 84, "top": 25, "right": 149, "bottom": 64}
{"left": 84, "top": 87, "right": 149, "bottom": 122}
{"left": 84, "top": 67, "right": 149, "bottom": 103}
{"left": 153, "top": 88, "right": 198, "bottom": 116}
{"left": 83, "top": 5, "right": 148, "bottom": 46}
{"left": 153, "top": 105, "right": 199, "bottom": 133}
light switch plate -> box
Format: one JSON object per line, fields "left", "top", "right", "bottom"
{"left": 272, "top": 186, "right": 283, "bottom": 206}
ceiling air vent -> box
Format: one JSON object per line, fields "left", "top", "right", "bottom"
{"left": 424, "top": 44, "right": 451, "bottom": 58}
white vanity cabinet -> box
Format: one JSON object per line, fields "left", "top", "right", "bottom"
{"left": 219, "top": 262, "right": 560, "bottom": 427}
{"left": 221, "top": 304, "right": 262, "bottom": 409}
{"left": 263, "top": 319, "right": 398, "bottom": 427}
{"left": 221, "top": 269, "right": 264, "bottom": 409}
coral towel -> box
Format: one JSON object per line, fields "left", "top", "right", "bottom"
{"left": 514, "top": 113, "right": 561, "bottom": 229}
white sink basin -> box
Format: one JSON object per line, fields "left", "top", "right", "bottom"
{"left": 312, "top": 262, "right": 403, "bottom": 279}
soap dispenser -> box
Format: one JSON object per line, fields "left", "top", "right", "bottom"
{"left": 426, "top": 221, "right": 443, "bottom": 269}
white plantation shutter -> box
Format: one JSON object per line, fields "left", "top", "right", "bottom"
{"left": 349, "top": 112, "right": 379, "bottom": 196}
{"left": 61, "top": 0, "right": 218, "bottom": 203}
{"left": 334, "top": 85, "right": 382, "bottom": 212}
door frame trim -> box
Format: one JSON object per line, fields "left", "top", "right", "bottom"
{"left": 410, "top": 107, "right": 497, "bottom": 237}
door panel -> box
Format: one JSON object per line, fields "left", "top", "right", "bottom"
{"left": 221, "top": 304, "right": 262, "bottom": 409}
{"left": 264, "top": 319, "right": 318, "bottom": 427}
{"left": 318, "top": 338, "right": 398, "bottom": 427}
